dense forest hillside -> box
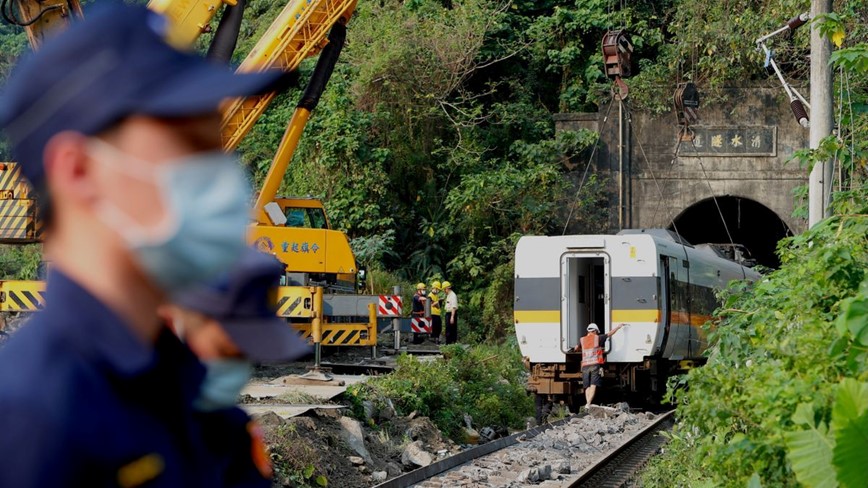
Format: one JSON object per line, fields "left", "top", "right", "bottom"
{"left": 1, "top": 0, "right": 866, "bottom": 342}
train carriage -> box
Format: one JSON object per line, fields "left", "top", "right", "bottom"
{"left": 514, "top": 229, "right": 760, "bottom": 412}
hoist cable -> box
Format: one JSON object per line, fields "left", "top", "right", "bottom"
{"left": 688, "top": 137, "right": 736, "bottom": 247}
{"left": 627, "top": 102, "right": 684, "bottom": 241}
{"left": 561, "top": 94, "right": 616, "bottom": 235}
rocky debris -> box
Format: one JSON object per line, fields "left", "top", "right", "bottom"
{"left": 339, "top": 416, "right": 373, "bottom": 464}
{"left": 402, "top": 440, "right": 434, "bottom": 467}
{"left": 348, "top": 456, "right": 365, "bottom": 466}
{"left": 361, "top": 400, "right": 376, "bottom": 422}
{"left": 463, "top": 426, "right": 481, "bottom": 445}
{"left": 479, "top": 426, "right": 499, "bottom": 443}
{"left": 516, "top": 468, "right": 539, "bottom": 483}
{"left": 419, "top": 406, "right": 652, "bottom": 486}
{"left": 372, "top": 471, "right": 388, "bottom": 483}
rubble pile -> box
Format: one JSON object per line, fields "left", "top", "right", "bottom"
{"left": 415, "top": 405, "right": 655, "bottom": 488}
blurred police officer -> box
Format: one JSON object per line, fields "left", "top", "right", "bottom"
{"left": 0, "top": 4, "right": 288, "bottom": 486}
{"left": 162, "top": 249, "right": 310, "bottom": 487}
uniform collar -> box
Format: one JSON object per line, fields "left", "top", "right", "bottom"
{"left": 43, "top": 271, "right": 199, "bottom": 380}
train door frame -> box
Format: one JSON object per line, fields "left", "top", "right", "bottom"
{"left": 560, "top": 251, "right": 610, "bottom": 354}
{"left": 655, "top": 255, "right": 673, "bottom": 355}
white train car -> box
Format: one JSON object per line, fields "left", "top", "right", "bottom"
{"left": 514, "top": 229, "right": 760, "bottom": 411}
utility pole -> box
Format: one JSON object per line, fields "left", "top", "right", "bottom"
{"left": 808, "top": 0, "right": 833, "bottom": 227}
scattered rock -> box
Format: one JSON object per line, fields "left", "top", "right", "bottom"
{"left": 479, "top": 426, "right": 498, "bottom": 442}
{"left": 401, "top": 440, "right": 433, "bottom": 467}
{"left": 386, "top": 462, "right": 403, "bottom": 476}
{"left": 463, "top": 426, "right": 481, "bottom": 445}
{"left": 517, "top": 467, "right": 540, "bottom": 483}
{"left": 408, "top": 410, "right": 418, "bottom": 420}
{"left": 372, "top": 471, "right": 388, "bottom": 483}
{"left": 338, "top": 416, "right": 373, "bottom": 464}
{"left": 615, "top": 401, "right": 631, "bottom": 413}
{"left": 555, "top": 460, "right": 571, "bottom": 474}
{"left": 361, "top": 400, "right": 376, "bottom": 422}
{"left": 348, "top": 456, "right": 365, "bottom": 466}
{"left": 252, "top": 411, "right": 284, "bottom": 428}
{"left": 538, "top": 464, "right": 552, "bottom": 480}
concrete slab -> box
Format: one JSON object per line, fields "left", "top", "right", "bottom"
{"left": 243, "top": 404, "right": 346, "bottom": 419}
{"left": 242, "top": 374, "right": 368, "bottom": 401}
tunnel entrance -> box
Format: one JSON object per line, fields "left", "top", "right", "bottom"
{"left": 668, "top": 196, "right": 793, "bottom": 268}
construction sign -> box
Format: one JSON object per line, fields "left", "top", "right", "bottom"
{"left": 411, "top": 317, "right": 431, "bottom": 333}
{"left": 377, "top": 295, "right": 402, "bottom": 317}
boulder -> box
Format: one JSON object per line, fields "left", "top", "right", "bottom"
{"left": 339, "top": 416, "right": 372, "bottom": 464}
{"left": 401, "top": 440, "right": 433, "bottom": 468}
{"left": 555, "top": 461, "right": 571, "bottom": 474}
{"left": 372, "top": 471, "right": 388, "bottom": 483}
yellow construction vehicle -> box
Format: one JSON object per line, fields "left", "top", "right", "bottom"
{"left": 0, "top": 0, "right": 390, "bottom": 359}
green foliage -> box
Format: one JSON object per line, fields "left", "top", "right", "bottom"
{"left": 347, "top": 342, "right": 533, "bottom": 441}
{"left": 0, "top": 245, "right": 42, "bottom": 280}
{"left": 643, "top": 188, "right": 868, "bottom": 487}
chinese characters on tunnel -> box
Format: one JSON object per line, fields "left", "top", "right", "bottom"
{"left": 682, "top": 126, "right": 777, "bottom": 157}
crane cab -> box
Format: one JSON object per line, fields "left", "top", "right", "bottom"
{"left": 248, "top": 197, "right": 357, "bottom": 292}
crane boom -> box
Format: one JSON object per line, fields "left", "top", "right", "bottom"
{"left": 220, "top": 0, "right": 356, "bottom": 151}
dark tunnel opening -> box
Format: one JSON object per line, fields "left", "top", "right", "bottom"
{"left": 668, "top": 196, "right": 793, "bottom": 269}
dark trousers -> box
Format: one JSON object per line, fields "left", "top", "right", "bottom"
{"left": 431, "top": 315, "right": 442, "bottom": 340}
{"left": 445, "top": 312, "right": 458, "bottom": 344}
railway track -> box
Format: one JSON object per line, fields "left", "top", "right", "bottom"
{"left": 374, "top": 407, "right": 673, "bottom": 488}
{"left": 568, "top": 410, "right": 674, "bottom": 487}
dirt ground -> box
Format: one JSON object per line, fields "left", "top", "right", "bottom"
{"left": 249, "top": 332, "right": 457, "bottom": 487}
{"left": 256, "top": 407, "right": 460, "bottom": 488}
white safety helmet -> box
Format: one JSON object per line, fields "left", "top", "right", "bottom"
{"left": 587, "top": 323, "right": 600, "bottom": 333}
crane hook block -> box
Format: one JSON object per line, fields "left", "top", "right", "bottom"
{"left": 674, "top": 82, "right": 700, "bottom": 127}
{"left": 601, "top": 30, "right": 633, "bottom": 79}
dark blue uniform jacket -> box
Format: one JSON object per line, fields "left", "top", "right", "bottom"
{"left": 0, "top": 271, "right": 268, "bottom": 487}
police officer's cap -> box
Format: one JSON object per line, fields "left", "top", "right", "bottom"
{"left": 175, "top": 249, "right": 310, "bottom": 363}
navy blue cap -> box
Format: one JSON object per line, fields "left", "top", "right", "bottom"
{"left": 0, "top": 3, "right": 290, "bottom": 191}
{"left": 175, "top": 248, "right": 310, "bottom": 362}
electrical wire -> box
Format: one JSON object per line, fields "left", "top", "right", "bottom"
{"left": 561, "top": 94, "right": 616, "bottom": 235}
{"left": 688, "top": 136, "right": 735, "bottom": 248}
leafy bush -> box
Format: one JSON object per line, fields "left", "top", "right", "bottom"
{"left": 347, "top": 342, "right": 533, "bottom": 441}
{"left": 0, "top": 245, "right": 42, "bottom": 280}
{"left": 643, "top": 189, "right": 868, "bottom": 487}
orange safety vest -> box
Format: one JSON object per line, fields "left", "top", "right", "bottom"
{"left": 580, "top": 334, "right": 605, "bottom": 367}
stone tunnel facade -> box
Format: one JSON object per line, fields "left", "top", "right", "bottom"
{"left": 555, "top": 86, "right": 809, "bottom": 267}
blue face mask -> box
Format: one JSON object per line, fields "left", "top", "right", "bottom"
{"left": 194, "top": 358, "right": 254, "bottom": 412}
{"left": 89, "top": 139, "right": 251, "bottom": 295}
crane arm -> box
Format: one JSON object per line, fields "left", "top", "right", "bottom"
{"left": 220, "top": 0, "right": 356, "bottom": 151}
{"left": 4, "top": 0, "right": 82, "bottom": 48}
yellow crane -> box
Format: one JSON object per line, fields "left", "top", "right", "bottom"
{"left": 0, "top": 0, "right": 386, "bottom": 359}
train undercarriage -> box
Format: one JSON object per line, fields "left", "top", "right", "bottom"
{"left": 527, "top": 358, "right": 701, "bottom": 420}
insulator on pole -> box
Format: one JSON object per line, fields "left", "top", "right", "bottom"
{"left": 791, "top": 99, "right": 809, "bottom": 128}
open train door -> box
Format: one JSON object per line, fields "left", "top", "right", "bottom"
{"left": 560, "top": 249, "right": 610, "bottom": 353}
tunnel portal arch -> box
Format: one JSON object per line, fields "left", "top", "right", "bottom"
{"left": 668, "top": 196, "right": 793, "bottom": 269}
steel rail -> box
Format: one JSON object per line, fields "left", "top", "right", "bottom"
{"left": 568, "top": 410, "right": 675, "bottom": 487}
{"left": 372, "top": 414, "right": 586, "bottom": 488}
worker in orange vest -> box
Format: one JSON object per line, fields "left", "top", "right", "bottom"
{"left": 578, "top": 322, "right": 626, "bottom": 409}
